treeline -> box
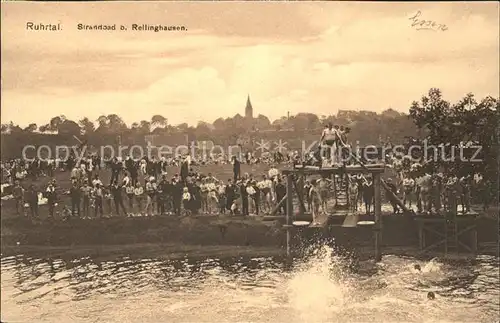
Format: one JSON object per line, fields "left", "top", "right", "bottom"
{"left": 1, "top": 89, "right": 498, "bottom": 159}
{"left": 1, "top": 110, "right": 419, "bottom": 157}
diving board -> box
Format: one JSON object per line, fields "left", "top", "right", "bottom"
{"left": 342, "top": 214, "right": 359, "bottom": 227}
{"left": 262, "top": 214, "right": 313, "bottom": 222}
{"left": 309, "top": 213, "right": 329, "bottom": 228}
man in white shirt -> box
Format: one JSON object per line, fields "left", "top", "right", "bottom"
{"left": 92, "top": 176, "right": 103, "bottom": 188}
{"left": 268, "top": 165, "right": 279, "bottom": 180}
{"left": 258, "top": 175, "right": 273, "bottom": 213}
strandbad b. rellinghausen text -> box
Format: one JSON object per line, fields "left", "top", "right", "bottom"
{"left": 76, "top": 24, "right": 188, "bottom": 32}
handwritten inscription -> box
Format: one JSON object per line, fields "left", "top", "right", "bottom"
{"left": 409, "top": 11, "right": 448, "bottom": 31}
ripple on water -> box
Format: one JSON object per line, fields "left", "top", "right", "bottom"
{"left": 1, "top": 249, "right": 498, "bottom": 323}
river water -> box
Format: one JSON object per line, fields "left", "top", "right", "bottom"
{"left": 1, "top": 246, "right": 499, "bottom": 323}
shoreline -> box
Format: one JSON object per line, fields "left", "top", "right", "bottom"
{"left": 2, "top": 213, "right": 498, "bottom": 261}
{"left": 0, "top": 243, "right": 285, "bottom": 262}
{"left": 2, "top": 243, "right": 496, "bottom": 263}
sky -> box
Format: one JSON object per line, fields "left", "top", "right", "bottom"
{"left": 1, "top": 1, "right": 499, "bottom": 127}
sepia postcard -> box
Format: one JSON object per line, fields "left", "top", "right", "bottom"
{"left": 1, "top": 1, "right": 499, "bottom": 323}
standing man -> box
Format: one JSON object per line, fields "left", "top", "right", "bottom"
{"left": 70, "top": 182, "right": 82, "bottom": 217}
{"left": 362, "top": 177, "right": 374, "bottom": 215}
{"left": 144, "top": 178, "right": 156, "bottom": 216}
{"left": 240, "top": 180, "right": 249, "bottom": 216}
{"left": 172, "top": 178, "right": 183, "bottom": 216}
{"left": 93, "top": 183, "right": 104, "bottom": 218}
{"left": 81, "top": 181, "right": 92, "bottom": 218}
{"left": 157, "top": 176, "right": 168, "bottom": 215}
{"left": 180, "top": 156, "right": 189, "bottom": 184}
{"left": 111, "top": 181, "right": 127, "bottom": 216}
{"left": 46, "top": 182, "right": 57, "bottom": 218}
{"left": 232, "top": 156, "right": 241, "bottom": 182}
{"left": 26, "top": 185, "right": 39, "bottom": 219}
{"left": 250, "top": 180, "right": 260, "bottom": 215}
{"left": 12, "top": 180, "right": 24, "bottom": 216}
{"left": 320, "top": 123, "right": 337, "bottom": 165}
{"left": 225, "top": 179, "right": 236, "bottom": 214}
{"left": 109, "top": 158, "right": 121, "bottom": 185}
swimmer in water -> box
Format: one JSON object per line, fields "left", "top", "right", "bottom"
{"left": 414, "top": 264, "right": 422, "bottom": 271}
{"left": 427, "top": 291, "right": 435, "bottom": 300}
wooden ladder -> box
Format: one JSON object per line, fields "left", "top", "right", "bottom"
{"left": 334, "top": 173, "right": 348, "bottom": 208}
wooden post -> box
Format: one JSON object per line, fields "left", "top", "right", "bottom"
{"left": 418, "top": 221, "right": 424, "bottom": 250}
{"left": 345, "top": 173, "right": 350, "bottom": 209}
{"left": 332, "top": 174, "right": 337, "bottom": 205}
{"left": 444, "top": 220, "right": 449, "bottom": 255}
{"left": 374, "top": 172, "right": 382, "bottom": 262}
{"left": 286, "top": 174, "right": 294, "bottom": 257}
{"left": 471, "top": 225, "right": 478, "bottom": 254}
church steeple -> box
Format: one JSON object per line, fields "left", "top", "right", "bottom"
{"left": 245, "top": 94, "right": 253, "bottom": 119}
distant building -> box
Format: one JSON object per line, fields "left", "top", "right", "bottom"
{"left": 245, "top": 95, "right": 253, "bottom": 119}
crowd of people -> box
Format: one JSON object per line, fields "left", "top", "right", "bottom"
{"left": 2, "top": 151, "right": 295, "bottom": 219}
{"left": 0, "top": 149, "right": 294, "bottom": 184}
{"left": 387, "top": 157, "right": 487, "bottom": 215}
{"left": 0, "top": 124, "right": 492, "bottom": 221}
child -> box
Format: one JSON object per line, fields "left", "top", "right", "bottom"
{"left": 182, "top": 187, "right": 192, "bottom": 216}
{"left": 231, "top": 201, "right": 241, "bottom": 216}
{"left": 61, "top": 205, "right": 72, "bottom": 221}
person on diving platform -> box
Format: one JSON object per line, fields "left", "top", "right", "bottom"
{"left": 320, "top": 123, "right": 338, "bottom": 166}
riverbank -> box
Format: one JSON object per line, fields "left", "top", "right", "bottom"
{"left": 1, "top": 215, "right": 285, "bottom": 249}
{"left": 2, "top": 213, "right": 497, "bottom": 259}
{"left": 0, "top": 243, "right": 285, "bottom": 263}
{"left": 2, "top": 242, "right": 495, "bottom": 264}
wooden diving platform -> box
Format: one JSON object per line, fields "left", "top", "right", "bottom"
{"left": 263, "top": 211, "right": 361, "bottom": 228}
{"left": 282, "top": 160, "right": 386, "bottom": 260}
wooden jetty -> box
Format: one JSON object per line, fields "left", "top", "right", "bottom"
{"left": 275, "top": 163, "right": 388, "bottom": 261}
{"left": 266, "top": 161, "right": 488, "bottom": 261}
{"left": 415, "top": 211, "right": 480, "bottom": 256}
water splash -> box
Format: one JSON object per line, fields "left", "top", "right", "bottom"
{"left": 286, "top": 245, "right": 351, "bottom": 322}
